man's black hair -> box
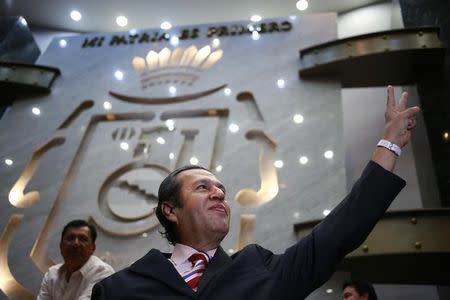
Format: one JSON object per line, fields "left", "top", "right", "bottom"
{"left": 155, "top": 165, "right": 210, "bottom": 245}
{"left": 343, "top": 280, "right": 378, "bottom": 300}
{"left": 61, "top": 219, "right": 97, "bottom": 243}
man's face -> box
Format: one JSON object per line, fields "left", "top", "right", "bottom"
{"left": 60, "top": 226, "right": 95, "bottom": 266}
{"left": 342, "top": 286, "right": 368, "bottom": 300}
{"left": 168, "top": 169, "right": 230, "bottom": 247}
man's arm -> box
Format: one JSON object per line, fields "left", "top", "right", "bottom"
{"left": 371, "top": 85, "right": 420, "bottom": 171}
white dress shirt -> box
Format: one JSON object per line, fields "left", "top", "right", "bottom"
{"left": 169, "top": 244, "right": 216, "bottom": 277}
{"left": 37, "top": 255, "right": 114, "bottom": 300}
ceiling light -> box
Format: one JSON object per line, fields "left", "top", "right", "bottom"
{"left": 228, "top": 123, "right": 239, "bottom": 133}
{"left": 165, "top": 119, "right": 175, "bottom": 131}
{"left": 59, "top": 39, "right": 67, "bottom": 48}
{"left": 228, "top": 249, "right": 235, "bottom": 254}
{"left": 212, "top": 38, "right": 220, "bottom": 48}
{"left": 250, "top": 15, "right": 262, "bottom": 22}
{"left": 323, "top": 209, "right": 331, "bottom": 216}
{"left": 103, "top": 101, "right": 112, "bottom": 110}
{"left": 156, "top": 137, "right": 166, "bottom": 144}
{"left": 324, "top": 150, "right": 334, "bottom": 159}
{"left": 293, "top": 212, "right": 300, "bottom": 218}
{"left": 160, "top": 21, "right": 172, "bottom": 30}
{"left": 296, "top": 0, "right": 309, "bottom": 11}
{"left": 274, "top": 160, "right": 284, "bottom": 168}
{"left": 190, "top": 157, "right": 199, "bottom": 165}
{"left": 20, "top": 17, "right": 27, "bottom": 26}
{"left": 293, "top": 114, "right": 304, "bottom": 124}
{"left": 70, "top": 10, "right": 82, "bottom": 22}
{"left": 326, "top": 289, "right": 333, "bottom": 294}
{"left": 169, "top": 86, "right": 177, "bottom": 95}
{"left": 251, "top": 31, "right": 260, "bottom": 40}
{"left": 114, "top": 70, "right": 124, "bottom": 80}
{"left": 142, "top": 232, "right": 148, "bottom": 238}
{"left": 4, "top": 159, "right": 13, "bottom": 166}
{"left": 444, "top": 131, "right": 449, "bottom": 140}
{"left": 215, "top": 165, "right": 223, "bottom": 172}
{"left": 170, "top": 35, "right": 179, "bottom": 46}
{"left": 277, "top": 79, "right": 285, "bottom": 88}
{"left": 224, "top": 88, "right": 232, "bottom": 96}
{"left": 289, "top": 15, "right": 297, "bottom": 20}
{"left": 129, "top": 28, "right": 137, "bottom": 35}
{"left": 116, "top": 16, "right": 128, "bottom": 27}
{"left": 120, "top": 142, "right": 129, "bottom": 151}
{"left": 169, "top": 152, "right": 175, "bottom": 160}
{"left": 299, "top": 156, "right": 308, "bottom": 165}
{"left": 32, "top": 107, "right": 41, "bottom": 115}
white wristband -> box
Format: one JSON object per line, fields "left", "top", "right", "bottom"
{"left": 377, "top": 139, "right": 401, "bottom": 156}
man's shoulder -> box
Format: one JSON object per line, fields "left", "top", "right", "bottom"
{"left": 83, "top": 255, "right": 115, "bottom": 275}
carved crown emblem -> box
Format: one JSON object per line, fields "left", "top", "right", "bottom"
{"left": 132, "top": 45, "right": 223, "bottom": 88}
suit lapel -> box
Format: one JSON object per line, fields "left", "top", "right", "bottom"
{"left": 130, "top": 249, "right": 195, "bottom": 298}
{"left": 197, "top": 247, "right": 232, "bottom": 293}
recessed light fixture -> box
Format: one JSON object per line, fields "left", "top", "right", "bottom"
{"left": 156, "top": 137, "right": 166, "bottom": 144}
{"left": 70, "top": 10, "right": 82, "bottom": 22}
{"left": 274, "top": 160, "right": 284, "bottom": 168}
{"left": 293, "top": 212, "right": 300, "bottom": 218}
{"left": 215, "top": 165, "right": 223, "bottom": 172}
{"left": 326, "top": 288, "right": 333, "bottom": 294}
{"left": 250, "top": 15, "right": 262, "bottom": 22}
{"left": 324, "top": 150, "right": 334, "bottom": 159}
{"left": 59, "top": 39, "right": 67, "bottom": 48}
{"left": 169, "top": 152, "right": 175, "bottom": 160}
{"left": 116, "top": 16, "right": 128, "bottom": 27}
{"left": 444, "top": 131, "right": 449, "bottom": 140}
{"left": 212, "top": 38, "right": 220, "bottom": 48}
{"left": 166, "top": 119, "right": 175, "bottom": 131}
{"left": 169, "top": 86, "right": 177, "bottom": 95}
{"left": 114, "top": 70, "right": 124, "bottom": 80}
{"left": 32, "top": 107, "right": 41, "bottom": 115}
{"left": 103, "top": 101, "right": 112, "bottom": 110}
{"left": 299, "top": 156, "right": 308, "bottom": 165}
{"left": 129, "top": 28, "right": 137, "bottom": 35}
{"left": 120, "top": 142, "right": 129, "bottom": 151}
{"left": 293, "top": 114, "right": 304, "bottom": 124}
{"left": 228, "top": 123, "right": 239, "bottom": 133}
{"left": 277, "top": 79, "right": 285, "bottom": 88}
{"left": 20, "top": 17, "right": 27, "bottom": 26}
{"left": 224, "top": 88, "right": 232, "bottom": 96}
{"left": 160, "top": 21, "right": 172, "bottom": 30}
{"left": 323, "top": 209, "right": 331, "bottom": 216}
{"left": 296, "top": 0, "right": 309, "bottom": 11}
{"left": 251, "top": 31, "right": 260, "bottom": 40}
{"left": 4, "top": 159, "right": 13, "bottom": 166}
{"left": 170, "top": 35, "right": 179, "bottom": 46}
{"left": 190, "top": 157, "right": 199, "bottom": 165}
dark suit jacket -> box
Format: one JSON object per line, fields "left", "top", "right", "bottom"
{"left": 92, "top": 161, "right": 405, "bottom": 300}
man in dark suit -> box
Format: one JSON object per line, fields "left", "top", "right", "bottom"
{"left": 92, "top": 86, "right": 419, "bottom": 299}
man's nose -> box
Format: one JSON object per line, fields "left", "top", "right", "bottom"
{"left": 210, "top": 186, "right": 225, "bottom": 200}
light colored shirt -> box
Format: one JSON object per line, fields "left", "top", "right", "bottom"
{"left": 37, "top": 255, "right": 114, "bottom": 300}
{"left": 169, "top": 243, "right": 216, "bottom": 277}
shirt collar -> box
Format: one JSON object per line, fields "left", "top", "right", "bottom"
{"left": 59, "top": 255, "right": 95, "bottom": 277}
{"left": 170, "top": 244, "right": 216, "bottom": 266}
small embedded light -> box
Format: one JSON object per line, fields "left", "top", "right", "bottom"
{"left": 323, "top": 209, "right": 331, "bottom": 216}
{"left": 169, "top": 86, "right": 177, "bottom": 95}
{"left": 169, "top": 152, "right": 175, "bottom": 160}
{"left": 160, "top": 21, "right": 172, "bottom": 30}
{"left": 70, "top": 10, "right": 82, "bottom": 22}
{"left": 114, "top": 70, "right": 124, "bottom": 80}
{"left": 103, "top": 101, "right": 112, "bottom": 110}
{"left": 120, "top": 142, "right": 129, "bottom": 151}
{"left": 170, "top": 35, "right": 179, "bottom": 46}
{"left": 274, "top": 160, "right": 284, "bottom": 168}
{"left": 299, "top": 156, "right": 308, "bottom": 165}
{"left": 248, "top": 25, "right": 255, "bottom": 32}
{"left": 116, "top": 16, "right": 128, "bottom": 27}
{"left": 251, "top": 31, "right": 260, "bottom": 40}
{"left": 293, "top": 114, "right": 304, "bottom": 124}
{"left": 293, "top": 212, "right": 300, "bottom": 218}
{"left": 215, "top": 165, "right": 223, "bottom": 172}
{"left": 228, "top": 123, "right": 239, "bottom": 133}
{"left": 59, "top": 39, "right": 67, "bottom": 48}
{"left": 444, "top": 131, "right": 449, "bottom": 140}
{"left": 166, "top": 119, "right": 175, "bottom": 131}
{"left": 296, "top": 0, "right": 309, "bottom": 11}
{"left": 289, "top": 15, "right": 297, "bottom": 20}
{"left": 156, "top": 137, "right": 166, "bottom": 144}
{"left": 224, "top": 88, "right": 232, "bottom": 96}
{"left": 326, "top": 288, "right": 333, "bottom": 294}
{"left": 129, "top": 28, "right": 137, "bottom": 35}
{"left": 20, "top": 17, "right": 27, "bottom": 26}
{"left": 142, "top": 232, "right": 148, "bottom": 238}
{"left": 324, "top": 150, "right": 334, "bottom": 159}
{"left": 190, "top": 157, "right": 199, "bottom": 165}
{"left": 32, "top": 107, "right": 41, "bottom": 115}
{"left": 4, "top": 159, "right": 13, "bottom": 166}
{"left": 212, "top": 38, "right": 220, "bottom": 48}
{"left": 250, "top": 15, "right": 262, "bottom": 22}
{"left": 228, "top": 249, "right": 235, "bottom": 254}
{"left": 277, "top": 79, "right": 285, "bottom": 88}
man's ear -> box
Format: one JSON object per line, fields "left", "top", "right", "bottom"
{"left": 162, "top": 202, "right": 178, "bottom": 223}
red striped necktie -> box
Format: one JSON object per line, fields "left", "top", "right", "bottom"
{"left": 183, "top": 253, "right": 210, "bottom": 290}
